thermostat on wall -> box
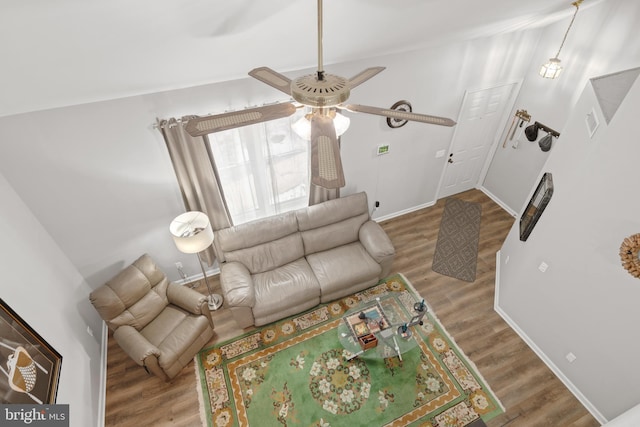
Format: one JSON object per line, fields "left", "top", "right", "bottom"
{"left": 377, "top": 144, "right": 390, "bottom": 155}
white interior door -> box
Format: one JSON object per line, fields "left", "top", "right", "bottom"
{"left": 438, "top": 82, "right": 518, "bottom": 199}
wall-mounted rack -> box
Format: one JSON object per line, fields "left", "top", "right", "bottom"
{"left": 529, "top": 121, "right": 560, "bottom": 138}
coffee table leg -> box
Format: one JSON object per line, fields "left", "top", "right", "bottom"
{"left": 392, "top": 336, "right": 402, "bottom": 362}
{"left": 345, "top": 350, "right": 364, "bottom": 361}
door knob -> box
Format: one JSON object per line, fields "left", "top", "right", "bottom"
{"left": 448, "top": 158, "right": 453, "bottom": 163}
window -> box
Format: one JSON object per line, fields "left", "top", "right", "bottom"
{"left": 207, "top": 110, "right": 310, "bottom": 225}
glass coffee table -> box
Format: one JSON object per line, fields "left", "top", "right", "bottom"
{"left": 337, "top": 295, "right": 427, "bottom": 361}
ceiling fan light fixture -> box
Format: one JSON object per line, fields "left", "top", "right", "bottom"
{"left": 292, "top": 114, "right": 312, "bottom": 140}
{"left": 332, "top": 111, "right": 351, "bottom": 136}
{"left": 292, "top": 111, "right": 350, "bottom": 140}
{"left": 539, "top": 0, "right": 582, "bottom": 79}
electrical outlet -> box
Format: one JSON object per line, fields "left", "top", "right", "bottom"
{"left": 566, "top": 352, "right": 577, "bottom": 363}
{"left": 175, "top": 261, "right": 188, "bottom": 281}
{"left": 86, "top": 325, "right": 94, "bottom": 337}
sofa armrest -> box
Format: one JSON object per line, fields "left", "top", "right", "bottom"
{"left": 113, "top": 325, "right": 161, "bottom": 366}
{"left": 359, "top": 221, "right": 395, "bottom": 260}
{"left": 220, "top": 261, "right": 255, "bottom": 307}
{"left": 166, "top": 282, "right": 215, "bottom": 329}
{"left": 167, "top": 282, "right": 207, "bottom": 314}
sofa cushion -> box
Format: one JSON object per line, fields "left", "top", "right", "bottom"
{"left": 252, "top": 258, "right": 320, "bottom": 320}
{"left": 223, "top": 233, "right": 304, "bottom": 274}
{"left": 296, "top": 192, "right": 369, "bottom": 230}
{"left": 306, "top": 242, "right": 382, "bottom": 299}
{"left": 216, "top": 211, "right": 303, "bottom": 274}
{"left": 297, "top": 192, "right": 370, "bottom": 255}
{"left": 217, "top": 211, "right": 298, "bottom": 252}
{"left": 300, "top": 214, "right": 369, "bottom": 255}
{"left": 141, "top": 305, "right": 212, "bottom": 371}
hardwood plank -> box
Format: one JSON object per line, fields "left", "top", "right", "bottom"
{"left": 103, "top": 189, "right": 599, "bottom": 426}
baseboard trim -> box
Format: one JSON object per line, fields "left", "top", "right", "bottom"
{"left": 97, "top": 321, "right": 108, "bottom": 427}
{"left": 373, "top": 200, "right": 437, "bottom": 223}
{"left": 494, "top": 251, "right": 607, "bottom": 425}
{"left": 175, "top": 267, "right": 221, "bottom": 286}
{"left": 479, "top": 186, "right": 517, "bottom": 217}
{"left": 372, "top": 188, "right": 512, "bottom": 223}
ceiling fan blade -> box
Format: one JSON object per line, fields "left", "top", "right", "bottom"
{"left": 348, "top": 67, "right": 385, "bottom": 89}
{"left": 309, "top": 113, "right": 345, "bottom": 189}
{"left": 344, "top": 104, "right": 457, "bottom": 127}
{"left": 248, "top": 66, "right": 292, "bottom": 96}
{"left": 185, "top": 103, "right": 296, "bottom": 137}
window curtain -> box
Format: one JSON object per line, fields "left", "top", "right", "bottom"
{"left": 308, "top": 183, "right": 339, "bottom": 205}
{"left": 158, "top": 117, "right": 232, "bottom": 264}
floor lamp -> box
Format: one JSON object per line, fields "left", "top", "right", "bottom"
{"left": 169, "top": 211, "right": 223, "bottom": 310}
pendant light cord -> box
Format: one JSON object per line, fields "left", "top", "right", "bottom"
{"left": 555, "top": 0, "right": 583, "bottom": 58}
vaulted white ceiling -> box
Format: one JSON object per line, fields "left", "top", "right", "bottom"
{"left": 0, "top": 0, "right": 605, "bottom": 117}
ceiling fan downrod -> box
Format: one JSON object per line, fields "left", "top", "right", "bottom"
{"left": 290, "top": 0, "right": 349, "bottom": 107}
{"left": 317, "top": 0, "right": 324, "bottom": 81}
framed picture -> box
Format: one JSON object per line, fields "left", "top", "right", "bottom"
{"left": 519, "top": 172, "right": 554, "bottom": 241}
{"left": 0, "top": 299, "right": 62, "bottom": 404}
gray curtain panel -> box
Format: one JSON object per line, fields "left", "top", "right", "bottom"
{"left": 158, "top": 117, "right": 232, "bottom": 264}
{"left": 308, "top": 184, "right": 339, "bottom": 205}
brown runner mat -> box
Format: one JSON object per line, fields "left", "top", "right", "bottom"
{"left": 432, "top": 198, "right": 482, "bottom": 282}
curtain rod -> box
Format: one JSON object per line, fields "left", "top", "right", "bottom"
{"left": 152, "top": 99, "right": 294, "bottom": 130}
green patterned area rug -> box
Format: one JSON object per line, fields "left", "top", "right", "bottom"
{"left": 195, "top": 274, "right": 503, "bottom": 426}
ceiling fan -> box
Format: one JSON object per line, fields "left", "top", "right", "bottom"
{"left": 186, "top": 0, "right": 456, "bottom": 189}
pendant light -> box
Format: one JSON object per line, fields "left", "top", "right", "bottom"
{"left": 539, "top": 0, "right": 583, "bottom": 79}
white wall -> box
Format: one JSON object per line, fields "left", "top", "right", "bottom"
{"left": 496, "top": 74, "right": 640, "bottom": 422}
{"left": 483, "top": 0, "right": 640, "bottom": 213}
{"left": 0, "top": 171, "right": 102, "bottom": 426}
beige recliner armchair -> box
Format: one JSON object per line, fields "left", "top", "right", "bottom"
{"left": 89, "top": 254, "right": 214, "bottom": 381}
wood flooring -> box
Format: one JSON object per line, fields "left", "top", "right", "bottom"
{"left": 103, "top": 189, "right": 600, "bottom": 427}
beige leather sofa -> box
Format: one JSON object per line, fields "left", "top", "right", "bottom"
{"left": 216, "top": 192, "right": 395, "bottom": 328}
{"left": 89, "top": 254, "right": 214, "bottom": 381}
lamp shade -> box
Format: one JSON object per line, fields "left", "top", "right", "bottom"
{"left": 170, "top": 211, "right": 214, "bottom": 254}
